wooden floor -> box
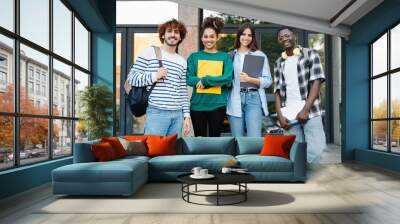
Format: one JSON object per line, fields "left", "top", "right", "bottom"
{"left": 1, "top": 145, "right": 400, "bottom": 224}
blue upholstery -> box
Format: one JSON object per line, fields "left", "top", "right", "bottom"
{"left": 236, "top": 137, "right": 264, "bottom": 155}
{"left": 149, "top": 154, "right": 235, "bottom": 181}
{"left": 291, "top": 142, "right": 307, "bottom": 181}
{"left": 73, "top": 140, "right": 100, "bottom": 163}
{"left": 177, "top": 137, "right": 235, "bottom": 155}
{"left": 236, "top": 155, "right": 293, "bottom": 172}
{"left": 52, "top": 158, "right": 148, "bottom": 195}
{"left": 52, "top": 136, "right": 307, "bottom": 196}
{"left": 247, "top": 172, "right": 295, "bottom": 182}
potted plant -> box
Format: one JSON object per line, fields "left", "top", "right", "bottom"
{"left": 79, "top": 84, "right": 113, "bottom": 140}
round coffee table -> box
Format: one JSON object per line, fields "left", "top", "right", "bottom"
{"left": 177, "top": 173, "right": 255, "bottom": 206}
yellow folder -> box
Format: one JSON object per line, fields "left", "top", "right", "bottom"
{"left": 197, "top": 60, "right": 223, "bottom": 94}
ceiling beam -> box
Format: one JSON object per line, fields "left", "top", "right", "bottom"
{"left": 330, "top": 0, "right": 368, "bottom": 27}
{"left": 172, "top": 0, "right": 351, "bottom": 37}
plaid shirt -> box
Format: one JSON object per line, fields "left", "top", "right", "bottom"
{"left": 273, "top": 46, "right": 325, "bottom": 118}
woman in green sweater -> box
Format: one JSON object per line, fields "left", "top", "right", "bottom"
{"left": 186, "top": 17, "right": 233, "bottom": 137}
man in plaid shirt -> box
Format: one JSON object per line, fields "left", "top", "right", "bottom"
{"left": 274, "top": 27, "right": 326, "bottom": 164}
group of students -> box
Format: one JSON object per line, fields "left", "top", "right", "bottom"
{"left": 127, "top": 17, "right": 326, "bottom": 164}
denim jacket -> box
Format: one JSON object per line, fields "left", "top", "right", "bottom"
{"left": 227, "top": 49, "right": 272, "bottom": 117}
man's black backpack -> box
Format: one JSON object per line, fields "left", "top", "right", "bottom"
{"left": 124, "top": 46, "right": 162, "bottom": 117}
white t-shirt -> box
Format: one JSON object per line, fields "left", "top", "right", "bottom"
{"left": 237, "top": 52, "right": 247, "bottom": 72}
{"left": 281, "top": 55, "right": 306, "bottom": 120}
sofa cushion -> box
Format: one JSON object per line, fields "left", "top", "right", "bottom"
{"left": 73, "top": 139, "right": 100, "bottom": 163}
{"left": 147, "top": 135, "right": 177, "bottom": 157}
{"left": 118, "top": 138, "right": 147, "bottom": 156}
{"left": 124, "top": 135, "right": 149, "bottom": 142}
{"left": 260, "top": 135, "right": 296, "bottom": 159}
{"left": 236, "top": 137, "right": 264, "bottom": 155}
{"left": 148, "top": 154, "right": 235, "bottom": 172}
{"left": 52, "top": 159, "right": 147, "bottom": 183}
{"left": 115, "top": 155, "right": 150, "bottom": 163}
{"left": 101, "top": 137, "right": 127, "bottom": 158}
{"left": 236, "top": 155, "right": 293, "bottom": 172}
{"left": 177, "top": 137, "right": 235, "bottom": 155}
{"left": 91, "top": 142, "right": 118, "bottom": 161}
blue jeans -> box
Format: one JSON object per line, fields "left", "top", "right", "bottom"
{"left": 287, "top": 116, "right": 326, "bottom": 163}
{"left": 228, "top": 92, "right": 263, "bottom": 137}
{"left": 144, "top": 106, "right": 183, "bottom": 137}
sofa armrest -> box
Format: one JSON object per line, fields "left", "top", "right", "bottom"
{"left": 290, "top": 142, "right": 307, "bottom": 181}
{"left": 73, "top": 141, "right": 99, "bottom": 163}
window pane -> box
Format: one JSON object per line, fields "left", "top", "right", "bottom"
{"left": 117, "top": 1, "right": 178, "bottom": 25}
{"left": 0, "top": 116, "right": 14, "bottom": 170}
{"left": 53, "top": 59, "right": 72, "bottom": 117}
{"left": 133, "top": 33, "right": 161, "bottom": 63}
{"left": 391, "top": 120, "right": 400, "bottom": 153}
{"left": 308, "top": 33, "right": 325, "bottom": 68}
{"left": 74, "top": 69, "right": 89, "bottom": 118}
{"left": 53, "top": 0, "right": 72, "bottom": 60}
{"left": 53, "top": 119, "right": 72, "bottom": 158}
{"left": 391, "top": 24, "right": 400, "bottom": 70}
{"left": 116, "top": 33, "right": 121, "bottom": 135}
{"left": 203, "top": 9, "right": 265, "bottom": 24}
{"left": 392, "top": 72, "right": 400, "bottom": 118}
{"left": 217, "top": 33, "right": 236, "bottom": 52}
{"left": 0, "top": 0, "right": 14, "bottom": 31}
{"left": 372, "top": 121, "right": 388, "bottom": 151}
{"left": 20, "top": 44, "right": 49, "bottom": 115}
{"left": 133, "top": 115, "right": 146, "bottom": 134}
{"left": 20, "top": 0, "right": 49, "bottom": 49}
{"left": 0, "top": 35, "right": 14, "bottom": 112}
{"left": 372, "top": 77, "right": 387, "bottom": 119}
{"left": 20, "top": 117, "right": 49, "bottom": 165}
{"left": 75, "top": 18, "right": 89, "bottom": 70}
{"left": 75, "top": 120, "right": 88, "bottom": 143}
{"left": 261, "top": 32, "right": 285, "bottom": 113}
{"left": 308, "top": 33, "right": 326, "bottom": 111}
{"left": 372, "top": 33, "right": 387, "bottom": 76}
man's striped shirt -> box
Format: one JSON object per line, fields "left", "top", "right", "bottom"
{"left": 126, "top": 47, "right": 190, "bottom": 117}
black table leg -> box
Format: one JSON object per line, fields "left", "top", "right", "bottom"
{"left": 245, "top": 183, "right": 247, "bottom": 201}
{"left": 187, "top": 184, "right": 190, "bottom": 202}
{"left": 217, "top": 184, "right": 219, "bottom": 206}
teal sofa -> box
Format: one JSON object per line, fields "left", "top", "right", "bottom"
{"left": 52, "top": 137, "right": 306, "bottom": 196}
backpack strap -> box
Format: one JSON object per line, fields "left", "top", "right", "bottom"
{"left": 153, "top": 46, "right": 163, "bottom": 67}
{"left": 148, "top": 46, "right": 163, "bottom": 92}
{"left": 124, "top": 46, "right": 162, "bottom": 95}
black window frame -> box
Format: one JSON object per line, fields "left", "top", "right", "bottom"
{"left": 0, "top": 0, "right": 92, "bottom": 171}
{"left": 369, "top": 20, "right": 400, "bottom": 154}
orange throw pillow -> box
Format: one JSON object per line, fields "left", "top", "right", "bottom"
{"left": 146, "top": 134, "right": 177, "bottom": 157}
{"left": 260, "top": 135, "right": 296, "bottom": 159}
{"left": 124, "top": 135, "right": 149, "bottom": 142}
{"left": 101, "top": 137, "right": 126, "bottom": 158}
{"left": 91, "top": 142, "right": 117, "bottom": 162}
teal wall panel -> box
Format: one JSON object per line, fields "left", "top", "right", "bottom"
{"left": 0, "top": 158, "right": 72, "bottom": 199}
{"left": 355, "top": 149, "right": 400, "bottom": 172}
{"left": 92, "top": 32, "right": 114, "bottom": 87}
{"left": 343, "top": 0, "right": 400, "bottom": 171}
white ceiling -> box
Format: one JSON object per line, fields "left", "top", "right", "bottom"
{"left": 224, "top": 0, "right": 353, "bottom": 22}
{"left": 172, "top": 0, "right": 384, "bottom": 38}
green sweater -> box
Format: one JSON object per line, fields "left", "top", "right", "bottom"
{"left": 187, "top": 51, "right": 233, "bottom": 111}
